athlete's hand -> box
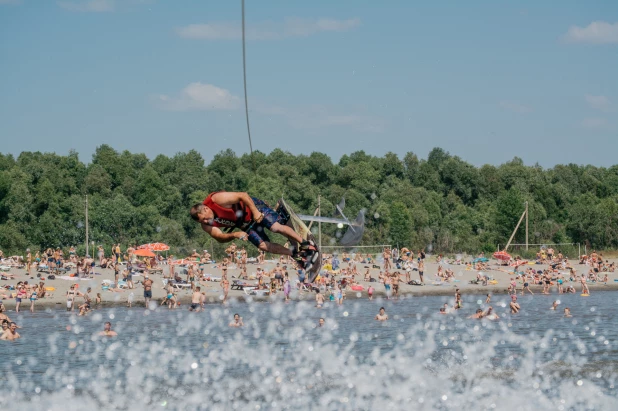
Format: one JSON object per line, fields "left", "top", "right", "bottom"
{"left": 235, "top": 232, "right": 249, "bottom": 241}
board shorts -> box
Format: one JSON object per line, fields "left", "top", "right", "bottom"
{"left": 244, "top": 197, "right": 283, "bottom": 248}
{"left": 190, "top": 303, "right": 199, "bottom": 310}
{"left": 144, "top": 290, "right": 152, "bottom": 299}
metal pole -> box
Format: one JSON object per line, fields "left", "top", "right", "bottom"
{"left": 85, "top": 195, "right": 89, "bottom": 257}
{"left": 504, "top": 209, "right": 527, "bottom": 252}
{"left": 306, "top": 206, "right": 320, "bottom": 231}
{"left": 525, "top": 201, "right": 529, "bottom": 251}
{"left": 318, "top": 194, "right": 322, "bottom": 250}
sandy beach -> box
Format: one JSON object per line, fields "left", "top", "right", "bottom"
{"left": 1, "top": 257, "right": 617, "bottom": 310}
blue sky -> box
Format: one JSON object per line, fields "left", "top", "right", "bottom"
{"left": 1, "top": 0, "right": 617, "bottom": 167}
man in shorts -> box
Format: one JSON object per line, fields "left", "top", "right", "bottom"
{"left": 143, "top": 275, "right": 153, "bottom": 307}
{"left": 189, "top": 287, "right": 202, "bottom": 312}
{"left": 190, "top": 191, "right": 317, "bottom": 268}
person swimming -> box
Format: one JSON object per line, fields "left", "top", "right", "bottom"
{"left": 229, "top": 313, "right": 243, "bottom": 327}
{"left": 375, "top": 307, "right": 388, "bottom": 321}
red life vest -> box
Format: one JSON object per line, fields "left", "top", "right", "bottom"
{"left": 203, "top": 192, "right": 252, "bottom": 229}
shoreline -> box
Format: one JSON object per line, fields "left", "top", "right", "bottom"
{"left": 3, "top": 282, "right": 617, "bottom": 312}
{"left": 1, "top": 258, "right": 616, "bottom": 313}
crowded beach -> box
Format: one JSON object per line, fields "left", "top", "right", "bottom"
{"left": 0, "top": 244, "right": 616, "bottom": 340}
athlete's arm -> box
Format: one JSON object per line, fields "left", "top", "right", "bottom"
{"left": 200, "top": 224, "right": 246, "bottom": 243}
{"left": 211, "top": 192, "right": 262, "bottom": 221}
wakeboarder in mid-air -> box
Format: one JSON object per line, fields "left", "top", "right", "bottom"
{"left": 190, "top": 191, "right": 317, "bottom": 269}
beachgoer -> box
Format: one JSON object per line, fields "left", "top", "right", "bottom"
{"left": 143, "top": 275, "right": 154, "bottom": 307}
{"left": 375, "top": 307, "right": 388, "bottom": 321}
{"left": 418, "top": 259, "right": 425, "bottom": 284}
{"left": 484, "top": 307, "right": 499, "bottom": 320}
{"left": 78, "top": 287, "right": 92, "bottom": 314}
{"left": 315, "top": 290, "right": 324, "bottom": 308}
{"left": 510, "top": 295, "right": 520, "bottom": 314}
{"left": 0, "top": 322, "right": 20, "bottom": 341}
{"left": 190, "top": 192, "right": 317, "bottom": 268}
{"left": 391, "top": 272, "right": 400, "bottom": 299}
{"left": 190, "top": 287, "right": 202, "bottom": 312}
{"left": 66, "top": 285, "right": 77, "bottom": 311}
{"left": 229, "top": 313, "right": 243, "bottom": 327}
{"left": 29, "top": 287, "right": 37, "bottom": 313}
{"left": 221, "top": 272, "right": 230, "bottom": 304}
{"left": 283, "top": 274, "right": 291, "bottom": 302}
{"left": 580, "top": 274, "right": 590, "bottom": 295}
{"left": 468, "top": 309, "right": 484, "bottom": 319}
{"left": 0, "top": 303, "right": 12, "bottom": 324}
{"left": 367, "top": 285, "right": 374, "bottom": 300}
{"left": 99, "top": 322, "right": 118, "bottom": 336}
{"left": 318, "top": 318, "right": 325, "bottom": 327}
{"left": 564, "top": 307, "right": 572, "bottom": 317}
{"left": 333, "top": 284, "right": 342, "bottom": 306}
{"left": 551, "top": 301, "right": 559, "bottom": 310}
{"left": 15, "top": 285, "right": 26, "bottom": 313}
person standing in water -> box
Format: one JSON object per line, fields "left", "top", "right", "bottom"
{"left": 0, "top": 322, "right": 20, "bottom": 340}
{"left": 189, "top": 287, "right": 202, "bottom": 312}
{"left": 99, "top": 322, "right": 118, "bottom": 336}
{"left": 510, "top": 295, "right": 520, "bottom": 314}
{"left": 142, "top": 275, "right": 154, "bottom": 307}
{"left": 375, "top": 307, "right": 388, "bottom": 321}
{"left": 229, "top": 314, "right": 243, "bottom": 327}
{"left": 580, "top": 274, "right": 590, "bottom": 295}
{"left": 315, "top": 290, "right": 325, "bottom": 308}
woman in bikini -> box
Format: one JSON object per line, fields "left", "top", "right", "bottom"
{"left": 221, "top": 272, "right": 230, "bottom": 304}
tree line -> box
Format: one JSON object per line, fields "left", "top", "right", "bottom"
{"left": 0, "top": 145, "right": 616, "bottom": 258}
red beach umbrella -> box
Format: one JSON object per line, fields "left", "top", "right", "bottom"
{"left": 493, "top": 251, "right": 512, "bottom": 261}
{"left": 133, "top": 249, "right": 156, "bottom": 258}
{"left": 138, "top": 243, "right": 170, "bottom": 252}
{"left": 509, "top": 259, "right": 528, "bottom": 267}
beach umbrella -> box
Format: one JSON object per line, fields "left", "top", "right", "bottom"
{"left": 170, "top": 259, "right": 191, "bottom": 265}
{"left": 493, "top": 251, "right": 511, "bottom": 261}
{"left": 138, "top": 243, "right": 170, "bottom": 252}
{"left": 133, "top": 249, "right": 156, "bottom": 258}
{"left": 509, "top": 260, "right": 528, "bottom": 267}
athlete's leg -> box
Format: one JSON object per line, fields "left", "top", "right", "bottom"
{"left": 247, "top": 227, "right": 292, "bottom": 256}
{"left": 269, "top": 222, "right": 303, "bottom": 244}
{"left": 257, "top": 241, "right": 293, "bottom": 256}
{"left": 251, "top": 199, "right": 306, "bottom": 246}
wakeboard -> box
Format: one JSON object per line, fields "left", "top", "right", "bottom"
{"left": 275, "top": 198, "right": 322, "bottom": 282}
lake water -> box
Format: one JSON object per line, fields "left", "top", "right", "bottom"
{"left": 1, "top": 292, "right": 617, "bottom": 410}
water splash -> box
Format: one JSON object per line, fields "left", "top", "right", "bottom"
{"left": 1, "top": 298, "right": 616, "bottom": 410}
